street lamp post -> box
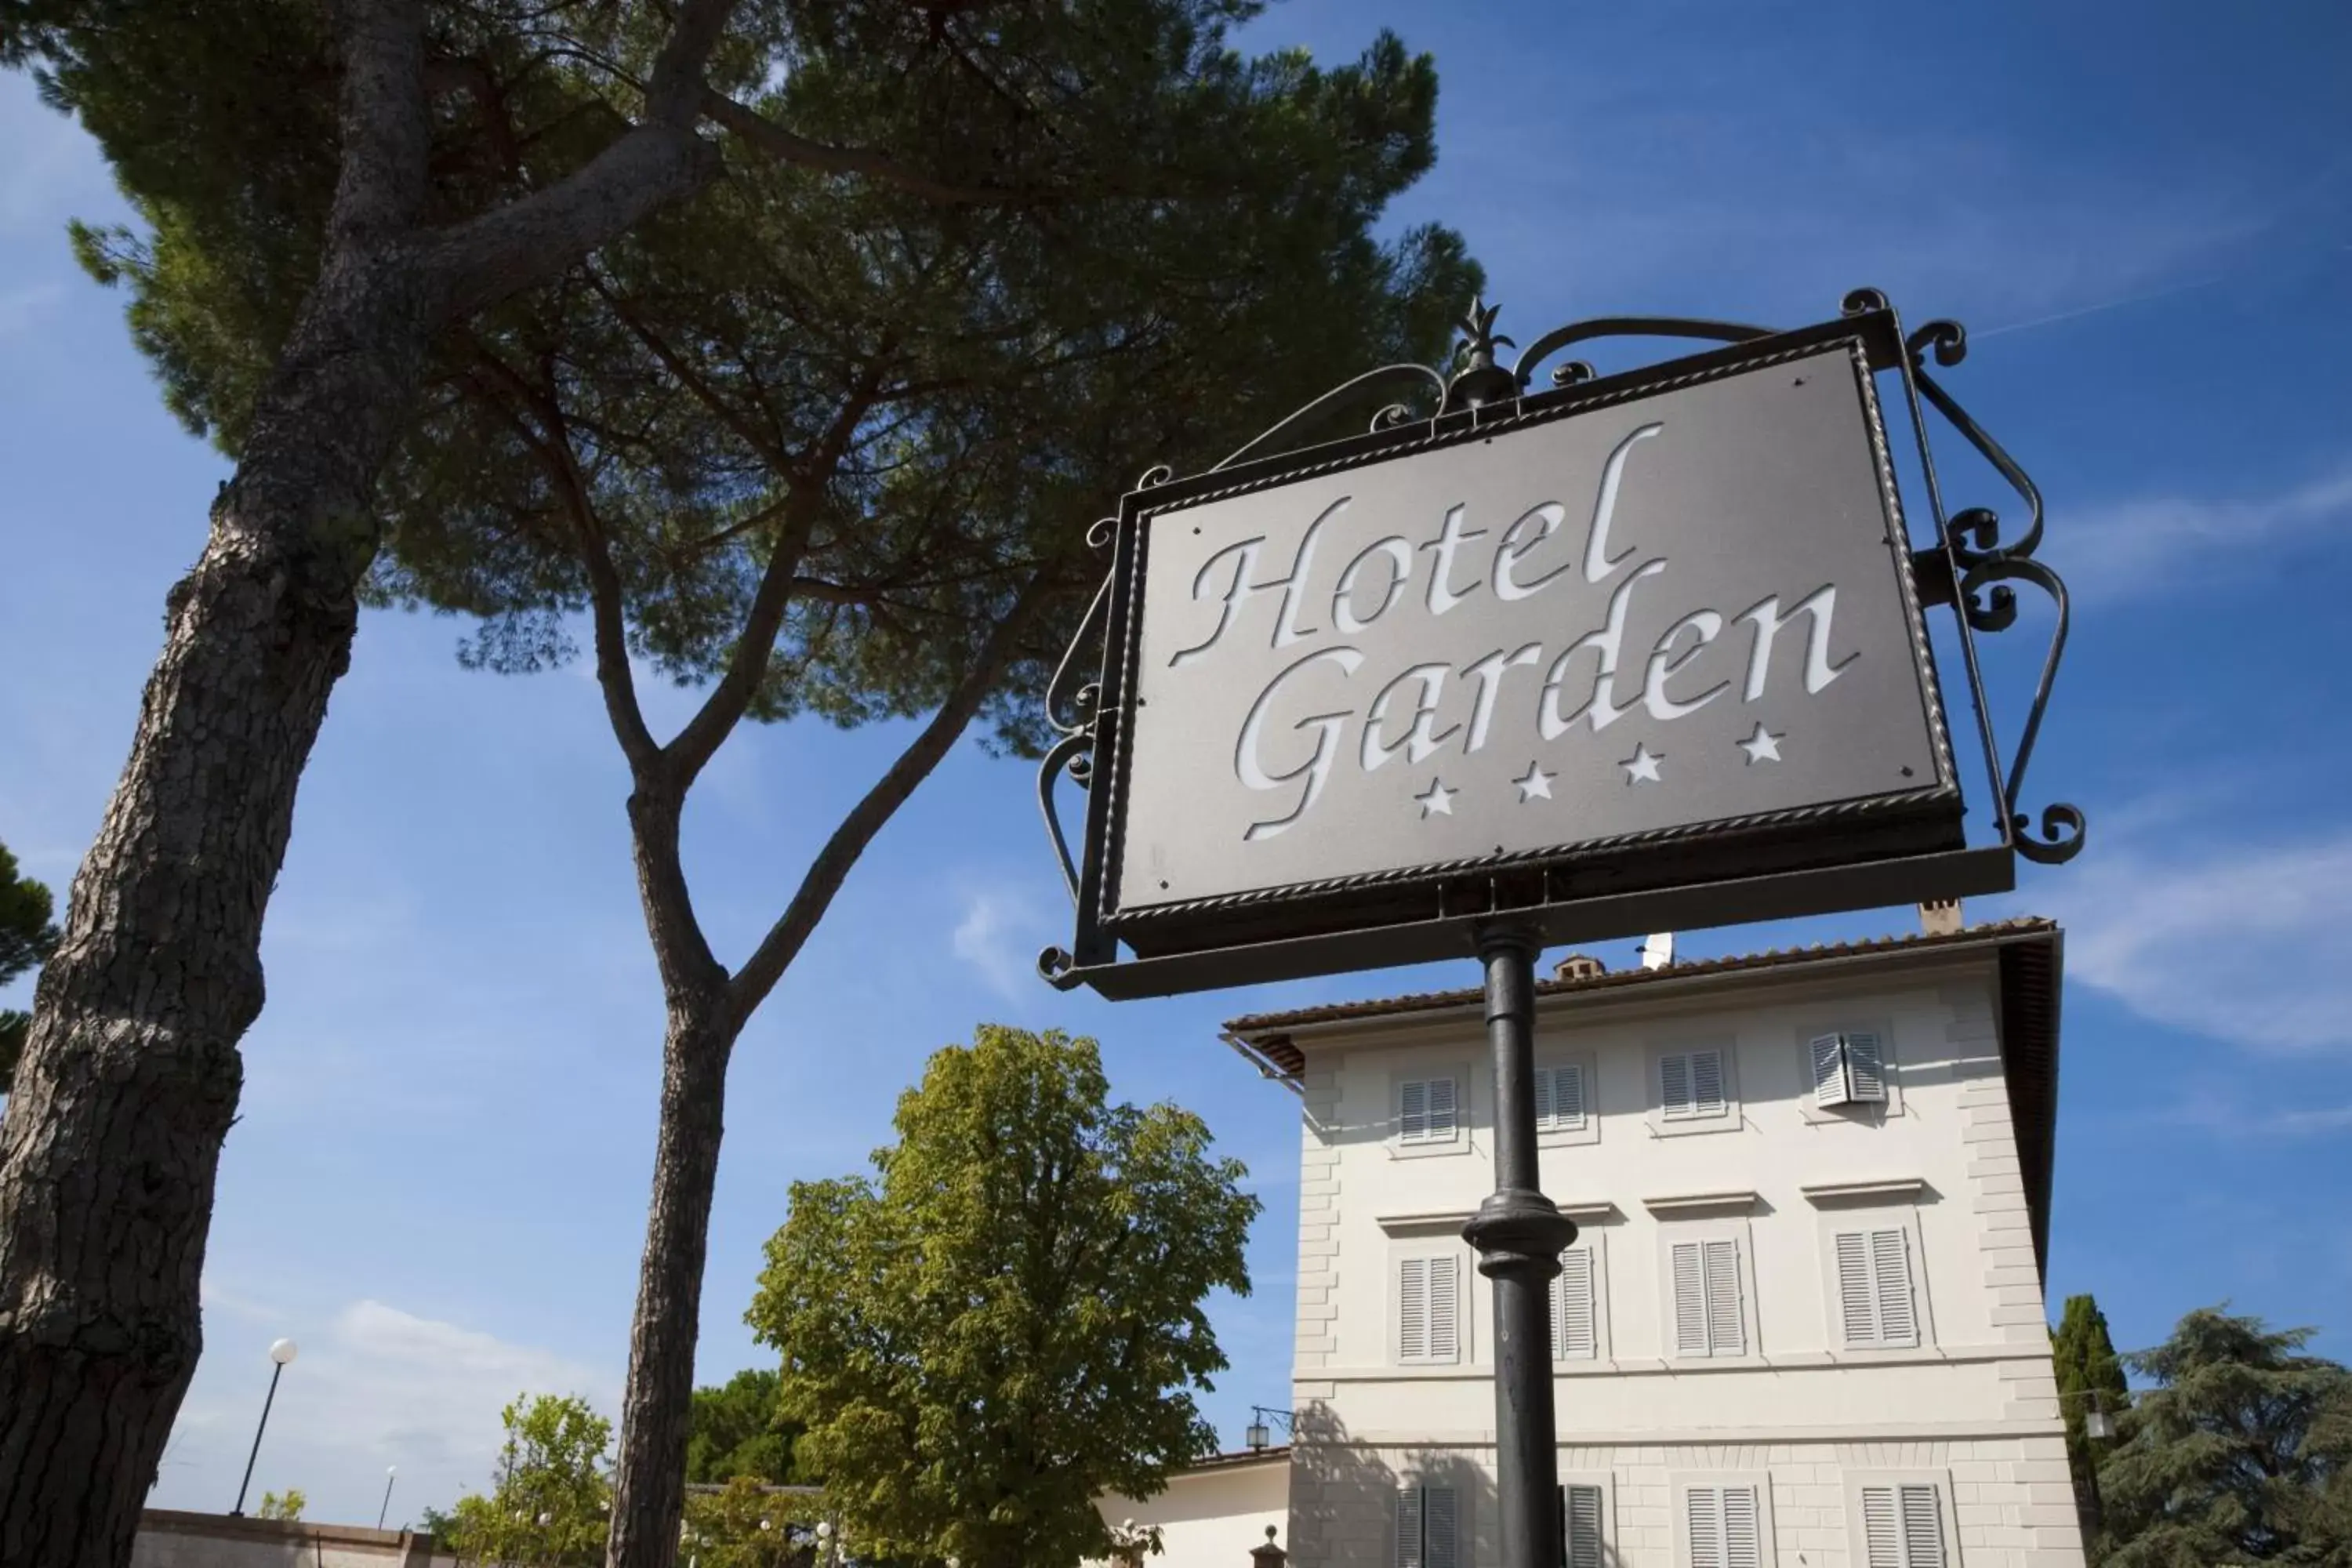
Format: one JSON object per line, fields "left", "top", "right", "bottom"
{"left": 230, "top": 1338, "right": 299, "bottom": 1517}
{"left": 377, "top": 1465, "right": 397, "bottom": 1530}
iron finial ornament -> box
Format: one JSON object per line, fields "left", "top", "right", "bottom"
{"left": 1443, "top": 296, "right": 1521, "bottom": 412}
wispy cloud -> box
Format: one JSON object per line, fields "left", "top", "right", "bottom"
{"left": 2139, "top": 1098, "right": 2352, "bottom": 1139}
{"left": 950, "top": 887, "right": 1046, "bottom": 1003}
{"left": 162, "top": 1296, "right": 615, "bottom": 1522}
{"left": 2036, "top": 829, "right": 2352, "bottom": 1053}
{"left": 2060, "top": 466, "right": 2352, "bottom": 604}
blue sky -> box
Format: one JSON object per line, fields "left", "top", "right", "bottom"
{"left": 2, "top": 0, "right": 2349, "bottom": 1527}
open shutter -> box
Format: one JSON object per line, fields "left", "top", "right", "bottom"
{"left": 1427, "top": 1076, "right": 1459, "bottom": 1141}
{"left": 1811, "top": 1032, "right": 1849, "bottom": 1105}
{"left": 1426, "top": 1254, "right": 1460, "bottom": 1363}
{"left": 1872, "top": 1229, "right": 1918, "bottom": 1347}
{"left": 1703, "top": 1238, "right": 1744, "bottom": 1355}
{"left": 1400, "top": 1079, "right": 1428, "bottom": 1142}
{"left": 1721, "top": 1486, "right": 1762, "bottom": 1568}
{"left": 1690, "top": 1049, "right": 1727, "bottom": 1116}
{"left": 1671, "top": 1241, "right": 1709, "bottom": 1356}
{"left": 1554, "top": 1247, "right": 1597, "bottom": 1359}
{"left": 1835, "top": 1231, "right": 1877, "bottom": 1345}
{"left": 1398, "top": 1258, "right": 1428, "bottom": 1362}
{"left": 1424, "top": 1486, "right": 1458, "bottom": 1568}
{"left": 1899, "top": 1485, "right": 1944, "bottom": 1568}
{"left": 1686, "top": 1486, "right": 1723, "bottom": 1568}
{"left": 1562, "top": 1484, "right": 1603, "bottom": 1568}
{"left": 1661, "top": 1052, "right": 1693, "bottom": 1119}
{"left": 1395, "top": 1485, "right": 1424, "bottom": 1568}
{"left": 1846, "top": 1031, "right": 1888, "bottom": 1102}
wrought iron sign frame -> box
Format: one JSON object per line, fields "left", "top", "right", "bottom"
{"left": 1036, "top": 288, "right": 2082, "bottom": 1000}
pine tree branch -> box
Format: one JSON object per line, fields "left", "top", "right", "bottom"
{"left": 660, "top": 376, "right": 884, "bottom": 789}
{"left": 698, "top": 89, "right": 1053, "bottom": 207}
{"left": 427, "top": 0, "right": 740, "bottom": 317}
{"left": 726, "top": 572, "right": 1059, "bottom": 1018}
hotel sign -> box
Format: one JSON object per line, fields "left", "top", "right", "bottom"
{"left": 1053, "top": 324, "right": 1992, "bottom": 996}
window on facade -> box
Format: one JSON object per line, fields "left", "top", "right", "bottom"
{"left": 1399, "top": 1076, "right": 1460, "bottom": 1144}
{"left": 1534, "top": 1062, "right": 1588, "bottom": 1132}
{"left": 1670, "top": 1237, "right": 1744, "bottom": 1356}
{"left": 1685, "top": 1484, "right": 1765, "bottom": 1568}
{"left": 1395, "top": 1483, "right": 1459, "bottom": 1568}
{"left": 1561, "top": 1483, "right": 1605, "bottom": 1568}
{"left": 1859, "top": 1484, "right": 1946, "bottom": 1568}
{"left": 1661, "top": 1049, "right": 1728, "bottom": 1120}
{"left": 1552, "top": 1246, "right": 1599, "bottom": 1360}
{"left": 1397, "top": 1254, "right": 1461, "bottom": 1364}
{"left": 1810, "top": 1031, "right": 1887, "bottom": 1108}
{"left": 1835, "top": 1228, "right": 1919, "bottom": 1349}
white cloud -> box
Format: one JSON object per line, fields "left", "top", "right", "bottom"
{"left": 154, "top": 1295, "right": 616, "bottom": 1526}
{"left": 2036, "top": 829, "right": 2352, "bottom": 1052}
{"left": 2061, "top": 467, "right": 2352, "bottom": 604}
{"left": 950, "top": 888, "right": 1045, "bottom": 1003}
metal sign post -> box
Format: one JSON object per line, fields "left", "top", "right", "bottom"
{"left": 1033, "top": 289, "right": 2081, "bottom": 1568}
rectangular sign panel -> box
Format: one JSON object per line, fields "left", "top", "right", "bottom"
{"left": 1101, "top": 337, "right": 1960, "bottom": 943}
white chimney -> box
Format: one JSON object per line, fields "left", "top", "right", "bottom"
{"left": 1918, "top": 899, "right": 1964, "bottom": 937}
{"left": 1638, "top": 932, "right": 1675, "bottom": 971}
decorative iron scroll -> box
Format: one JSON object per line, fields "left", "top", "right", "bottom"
{"left": 1035, "top": 288, "right": 2083, "bottom": 984}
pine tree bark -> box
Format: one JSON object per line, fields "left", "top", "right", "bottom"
{"left": 0, "top": 248, "right": 438, "bottom": 1568}
{"left": 0, "top": 2, "right": 734, "bottom": 1556}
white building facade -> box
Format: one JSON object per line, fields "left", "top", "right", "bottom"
{"left": 1218, "top": 916, "right": 2082, "bottom": 1568}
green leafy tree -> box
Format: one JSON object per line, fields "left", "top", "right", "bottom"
{"left": 750, "top": 1026, "right": 1258, "bottom": 1568}
{"left": 444, "top": 1393, "right": 615, "bottom": 1567}
{"left": 688, "top": 1368, "right": 799, "bottom": 1484}
{"left": 2053, "top": 1293, "right": 2132, "bottom": 1550}
{"left": 2099, "top": 1306, "right": 2352, "bottom": 1566}
{"left": 680, "top": 1475, "right": 819, "bottom": 1568}
{"left": 0, "top": 840, "right": 60, "bottom": 1093}
{"left": 0, "top": 4, "right": 1473, "bottom": 1560}
{"left": 255, "top": 1488, "right": 307, "bottom": 1522}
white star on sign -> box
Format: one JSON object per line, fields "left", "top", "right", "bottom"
{"left": 1621, "top": 743, "right": 1664, "bottom": 785}
{"left": 1416, "top": 777, "right": 1457, "bottom": 818}
{"left": 1513, "top": 762, "right": 1555, "bottom": 803}
{"left": 1738, "top": 722, "right": 1784, "bottom": 765}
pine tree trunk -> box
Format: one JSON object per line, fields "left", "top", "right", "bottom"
{"left": 606, "top": 991, "right": 739, "bottom": 1568}
{"left": 0, "top": 252, "right": 434, "bottom": 1568}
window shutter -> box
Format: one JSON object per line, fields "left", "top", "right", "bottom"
{"left": 1811, "top": 1032, "right": 1849, "bottom": 1105}
{"left": 1835, "top": 1231, "right": 1877, "bottom": 1345}
{"left": 1686, "top": 1486, "right": 1723, "bottom": 1568}
{"left": 1690, "top": 1049, "right": 1727, "bottom": 1116}
{"left": 1427, "top": 1076, "right": 1458, "bottom": 1140}
{"left": 1671, "top": 1241, "right": 1709, "bottom": 1356}
{"left": 1721, "top": 1486, "right": 1762, "bottom": 1568}
{"left": 1899, "top": 1485, "right": 1945, "bottom": 1568}
{"left": 1426, "top": 1254, "right": 1460, "bottom": 1363}
{"left": 1554, "top": 1062, "right": 1587, "bottom": 1128}
{"left": 1424, "top": 1486, "right": 1458, "bottom": 1568}
{"left": 1871, "top": 1229, "right": 1918, "bottom": 1347}
{"left": 1703, "top": 1238, "right": 1744, "bottom": 1355}
{"left": 1846, "top": 1031, "right": 1888, "bottom": 1102}
{"left": 1395, "top": 1485, "right": 1424, "bottom": 1568}
{"left": 1661, "top": 1052, "right": 1693, "bottom": 1119}
{"left": 1532, "top": 1065, "right": 1556, "bottom": 1129}
{"left": 1554, "top": 1247, "right": 1597, "bottom": 1359}
{"left": 1860, "top": 1485, "right": 1900, "bottom": 1567}
{"left": 1398, "top": 1258, "right": 1428, "bottom": 1362}
{"left": 1400, "top": 1079, "right": 1428, "bottom": 1142}
{"left": 1562, "top": 1484, "right": 1603, "bottom": 1568}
